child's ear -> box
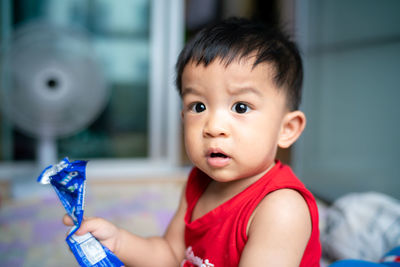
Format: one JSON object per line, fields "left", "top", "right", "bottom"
{"left": 278, "top": 110, "right": 306, "bottom": 149}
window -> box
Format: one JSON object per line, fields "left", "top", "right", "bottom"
{"left": 0, "top": 0, "right": 184, "bottom": 177}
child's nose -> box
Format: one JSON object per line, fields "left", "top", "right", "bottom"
{"left": 203, "top": 111, "right": 229, "bottom": 138}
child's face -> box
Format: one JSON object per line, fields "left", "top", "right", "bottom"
{"left": 181, "top": 58, "right": 289, "bottom": 183}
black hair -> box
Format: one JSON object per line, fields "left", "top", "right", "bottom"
{"left": 175, "top": 17, "right": 303, "bottom": 110}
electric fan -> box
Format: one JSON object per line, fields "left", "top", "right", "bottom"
{"left": 0, "top": 21, "right": 109, "bottom": 168}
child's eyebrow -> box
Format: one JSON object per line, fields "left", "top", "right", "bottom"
{"left": 181, "top": 87, "right": 201, "bottom": 97}
{"left": 229, "top": 87, "right": 262, "bottom": 97}
{"left": 181, "top": 86, "right": 262, "bottom": 97}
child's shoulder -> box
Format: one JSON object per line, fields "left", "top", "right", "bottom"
{"left": 242, "top": 188, "right": 312, "bottom": 263}
{"left": 247, "top": 188, "right": 311, "bottom": 236}
{"left": 258, "top": 188, "right": 310, "bottom": 216}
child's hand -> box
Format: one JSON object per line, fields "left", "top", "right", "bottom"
{"left": 62, "top": 214, "right": 121, "bottom": 254}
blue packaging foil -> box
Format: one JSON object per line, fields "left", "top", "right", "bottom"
{"left": 37, "top": 157, "right": 124, "bottom": 267}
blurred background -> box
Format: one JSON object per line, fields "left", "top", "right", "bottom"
{"left": 0, "top": 0, "right": 399, "bottom": 266}
{"left": 0, "top": 0, "right": 184, "bottom": 186}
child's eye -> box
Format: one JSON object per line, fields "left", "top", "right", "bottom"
{"left": 232, "top": 102, "right": 250, "bottom": 114}
{"left": 190, "top": 102, "right": 206, "bottom": 113}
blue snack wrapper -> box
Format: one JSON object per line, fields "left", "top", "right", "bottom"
{"left": 37, "top": 157, "right": 124, "bottom": 267}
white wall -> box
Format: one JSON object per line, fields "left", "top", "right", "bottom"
{"left": 293, "top": 0, "right": 400, "bottom": 202}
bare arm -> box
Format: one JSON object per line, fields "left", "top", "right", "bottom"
{"left": 239, "top": 189, "right": 311, "bottom": 267}
{"left": 64, "top": 183, "right": 188, "bottom": 267}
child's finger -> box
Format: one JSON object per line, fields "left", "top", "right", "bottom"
{"left": 74, "top": 217, "right": 102, "bottom": 236}
{"left": 63, "top": 214, "right": 74, "bottom": 226}
{"left": 75, "top": 217, "right": 118, "bottom": 243}
{"left": 62, "top": 214, "right": 97, "bottom": 235}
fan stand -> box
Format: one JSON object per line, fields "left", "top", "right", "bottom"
{"left": 37, "top": 136, "right": 57, "bottom": 169}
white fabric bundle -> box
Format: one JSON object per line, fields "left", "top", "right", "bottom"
{"left": 322, "top": 192, "right": 400, "bottom": 261}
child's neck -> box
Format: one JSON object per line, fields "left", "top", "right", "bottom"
{"left": 193, "top": 162, "right": 276, "bottom": 221}
{"left": 211, "top": 162, "right": 276, "bottom": 200}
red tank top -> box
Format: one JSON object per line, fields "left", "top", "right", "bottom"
{"left": 182, "top": 161, "right": 321, "bottom": 266}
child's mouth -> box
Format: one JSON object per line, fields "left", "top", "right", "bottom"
{"left": 210, "top": 152, "right": 228, "bottom": 158}
{"left": 207, "top": 151, "right": 230, "bottom": 167}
